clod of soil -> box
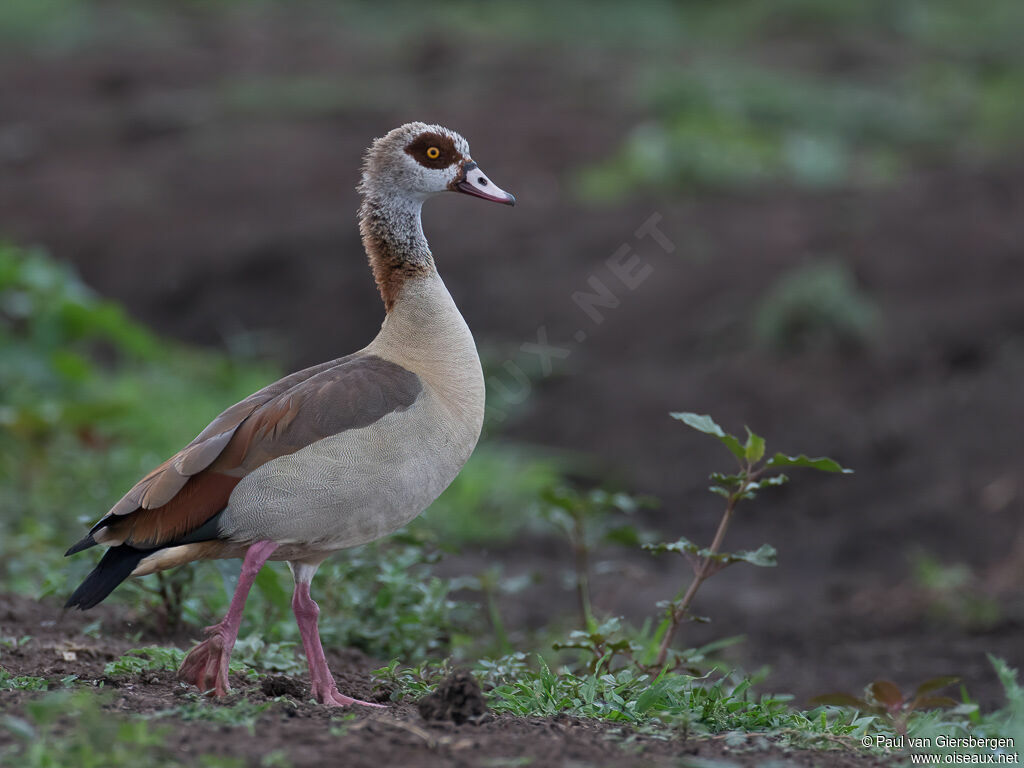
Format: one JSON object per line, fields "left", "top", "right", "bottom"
{"left": 261, "top": 675, "right": 307, "bottom": 699}
{"left": 416, "top": 670, "right": 488, "bottom": 725}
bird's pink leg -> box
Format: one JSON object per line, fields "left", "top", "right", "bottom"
{"left": 291, "top": 571, "right": 384, "bottom": 708}
{"left": 178, "top": 540, "right": 279, "bottom": 696}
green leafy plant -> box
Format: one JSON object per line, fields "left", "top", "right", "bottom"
{"left": 576, "top": 1, "right": 1024, "bottom": 198}
{"left": 754, "top": 261, "right": 880, "bottom": 353}
{"left": 163, "top": 696, "right": 274, "bottom": 732}
{"left": 103, "top": 644, "right": 276, "bottom": 682}
{"left": 646, "top": 412, "right": 851, "bottom": 668}
{"left": 103, "top": 646, "right": 186, "bottom": 678}
{"left": 910, "top": 549, "right": 1002, "bottom": 631}
{"left": 0, "top": 242, "right": 275, "bottom": 605}
{"left": 536, "top": 487, "right": 655, "bottom": 630}
{"left": 0, "top": 668, "right": 51, "bottom": 691}
{"left": 0, "top": 689, "right": 176, "bottom": 767}
{"left": 231, "top": 636, "right": 305, "bottom": 675}
{"left": 373, "top": 651, "right": 872, "bottom": 746}
{"left": 812, "top": 677, "right": 960, "bottom": 735}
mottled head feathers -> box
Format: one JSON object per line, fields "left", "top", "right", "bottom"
{"left": 359, "top": 122, "right": 471, "bottom": 201}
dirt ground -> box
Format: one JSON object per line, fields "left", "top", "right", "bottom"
{"left": 1, "top": 6, "right": 1023, "bottom": 765}
{"left": 0, "top": 594, "right": 891, "bottom": 767}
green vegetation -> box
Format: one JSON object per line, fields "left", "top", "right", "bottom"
{"left": 910, "top": 549, "right": 1003, "bottom": 632}
{"left": 754, "top": 261, "right": 880, "bottom": 353}
{"left": 574, "top": 0, "right": 1024, "bottom": 196}
{"left": 1, "top": 690, "right": 176, "bottom": 768}
{"left": 103, "top": 646, "right": 186, "bottom": 678}
{"left": 372, "top": 653, "right": 1024, "bottom": 756}
{"left": 645, "top": 413, "right": 851, "bottom": 667}
{"left": 0, "top": 242, "right": 276, "bottom": 601}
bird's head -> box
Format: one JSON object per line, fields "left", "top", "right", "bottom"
{"left": 359, "top": 122, "right": 515, "bottom": 206}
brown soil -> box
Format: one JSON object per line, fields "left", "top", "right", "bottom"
{"left": 0, "top": 594, "right": 888, "bottom": 767}
{"left": 1, "top": 5, "right": 1023, "bottom": 765}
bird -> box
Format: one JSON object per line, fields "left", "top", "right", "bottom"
{"left": 64, "top": 122, "right": 515, "bottom": 707}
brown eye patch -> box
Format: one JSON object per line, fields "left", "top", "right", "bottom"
{"left": 405, "top": 132, "right": 459, "bottom": 169}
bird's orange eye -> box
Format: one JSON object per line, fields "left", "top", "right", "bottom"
{"left": 426, "top": 147, "right": 440, "bottom": 159}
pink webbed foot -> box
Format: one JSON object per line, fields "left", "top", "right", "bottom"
{"left": 310, "top": 678, "right": 386, "bottom": 708}
{"left": 177, "top": 623, "right": 236, "bottom": 697}
{"left": 177, "top": 540, "right": 280, "bottom": 697}
{"left": 290, "top": 566, "right": 386, "bottom": 708}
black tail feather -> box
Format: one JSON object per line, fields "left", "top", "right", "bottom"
{"left": 65, "top": 533, "right": 97, "bottom": 557}
{"left": 65, "top": 545, "right": 151, "bottom": 610}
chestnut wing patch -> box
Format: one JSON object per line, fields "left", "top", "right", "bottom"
{"left": 107, "top": 353, "right": 363, "bottom": 518}
{"left": 405, "top": 131, "right": 460, "bottom": 169}
{"left": 77, "top": 354, "right": 421, "bottom": 552}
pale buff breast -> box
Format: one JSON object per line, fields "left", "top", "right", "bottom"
{"left": 217, "top": 272, "right": 484, "bottom": 551}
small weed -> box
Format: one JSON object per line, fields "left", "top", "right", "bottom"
{"left": 104, "top": 645, "right": 263, "bottom": 682}
{"left": 0, "top": 668, "right": 49, "bottom": 691}
{"left": 373, "top": 657, "right": 456, "bottom": 702}
{"left": 231, "top": 636, "right": 304, "bottom": 675}
{"left": 536, "top": 487, "right": 656, "bottom": 630}
{"left": 0, "top": 689, "right": 176, "bottom": 767}
{"left": 645, "top": 412, "right": 850, "bottom": 668}
{"left": 161, "top": 695, "right": 273, "bottom": 732}
{"left": 813, "top": 657, "right": 1024, "bottom": 755}
{"left": 754, "top": 261, "right": 880, "bottom": 353}
{"left": 258, "top": 750, "right": 293, "bottom": 768}
{"left": 813, "top": 677, "right": 960, "bottom": 735}
{"left": 103, "top": 646, "right": 185, "bottom": 678}
{"left": 910, "top": 549, "right": 1002, "bottom": 630}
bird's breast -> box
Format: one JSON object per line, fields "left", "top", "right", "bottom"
{"left": 219, "top": 386, "right": 478, "bottom": 549}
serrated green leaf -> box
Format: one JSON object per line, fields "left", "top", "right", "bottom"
{"left": 732, "top": 544, "right": 778, "bottom": 567}
{"left": 707, "top": 544, "right": 777, "bottom": 567}
{"left": 670, "top": 412, "right": 745, "bottom": 460}
{"left": 603, "top": 525, "right": 641, "bottom": 547}
{"left": 745, "top": 474, "right": 789, "bottom": 494}
{"left": 764, "top": 453, "right": 852, "bottom": 473}
{"left": 868, "top": 680, "right": 904, "bottom": 710}
{"left": 744, "top": 427, "right": 765, "bottom": 463}
{"left": 912, "top": 676, "right": 959, "bottom": 698}
{"left": 643, "top": 537, "right": 700, "bottom": 555}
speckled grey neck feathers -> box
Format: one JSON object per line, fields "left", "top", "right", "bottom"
{"left": 358, "top": 192, "right": 435, "bottom": 312}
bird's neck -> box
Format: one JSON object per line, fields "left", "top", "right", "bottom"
{"left": 359, "top": 192, "right": 437, "bottom": 313}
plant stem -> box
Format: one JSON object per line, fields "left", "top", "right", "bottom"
{"left": 485, "top": 584, "right": 511, "bottom": 655}
{"left": 653, "top": 483, "right": 745, "bottom": 667}
{"left": 573, "top": 513, "right": 594, "bottom": 629}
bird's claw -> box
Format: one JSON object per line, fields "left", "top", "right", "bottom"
{"left": 310, "top": 680, "right": 385, "bottom": 708}
{"left": 178, "top": 625, "right": 234, "bottom": 697}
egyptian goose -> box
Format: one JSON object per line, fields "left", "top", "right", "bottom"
{"left": 64, "top": 123, "right": 514, "bottom": 706}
